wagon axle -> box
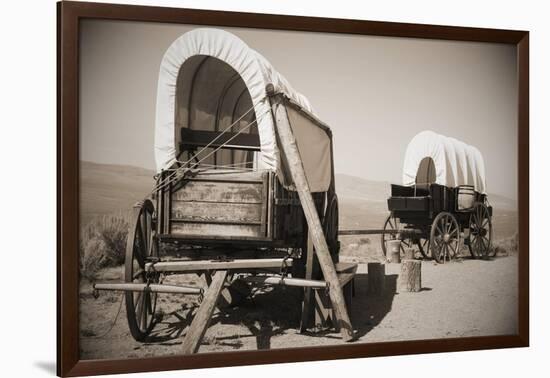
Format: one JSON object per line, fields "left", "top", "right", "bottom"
{"left": 471, "top": 227, "right": 488, "bottom": 237}
{"left": 93, "top": 282, "right": 204, "bottom": 296}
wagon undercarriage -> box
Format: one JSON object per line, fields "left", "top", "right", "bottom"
{"left": 382, "top": 182, "right": 494, "bottom": 263}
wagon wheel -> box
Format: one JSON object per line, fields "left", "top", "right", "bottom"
{"left": 416, "top": 238, "right": 430, "bottom": 259}
{"left": 467, "top": 202, "right": 493, "bottom": 259}
{"left": 381, "top": 214, "right": 407, "bottom": 257}
{"left": 323, "top": 194, "right": 340, "bottom": 262}
{"left": 430, "top": 212, "right": 461, "bottom": 263}
{"left": 125, "top": 199, "right": 159, "bottom": 341}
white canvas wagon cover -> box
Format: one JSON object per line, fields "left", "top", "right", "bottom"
{"left": 154, "top": 28, "right": 332, "bottom": 192}
{"left": 402, "top": 131, "right": 487, "bottom": 193}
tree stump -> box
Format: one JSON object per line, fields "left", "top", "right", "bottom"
{"left": 404, "top": 247, "right": 415, "bottom": 260}
{"left": 399, "top": 259, "right": 421, "bottom": 292}
{"left": 388, "top": 240, "right": 401, "bottom": 263}
{"left": 367, "top": 262, "right": 385, "bottom": 296}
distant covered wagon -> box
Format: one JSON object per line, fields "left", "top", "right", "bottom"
{"left": 95, "top": 28, "right": 354, "bottom": 351}
{"left": 383, "top": 131, "right": 493, "bottom": 263}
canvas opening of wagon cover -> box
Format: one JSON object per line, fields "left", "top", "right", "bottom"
{"left": 154, "top": 28, "right": 332, "bottom": 193}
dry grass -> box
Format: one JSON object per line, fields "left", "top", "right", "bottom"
{"left": 491, "top": 232, "right": 518, "bottom": 256}
{"left": 340, "top": 233, "right": 518, "bottom": 262}
{"left": 340, "top": 236, "right": 385, "bottom": 263}
{"left": 80, "top": 212, "right": 130, "bottom": 279}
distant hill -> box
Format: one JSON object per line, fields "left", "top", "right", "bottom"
{"left": 80, "top": 161, "right": 155, "bottom": 222}
{"left": 80, "top": 161, "right": 517, "bottom": 239}
{"left": 335, "top": 174, "right": 389, "bottom": 229}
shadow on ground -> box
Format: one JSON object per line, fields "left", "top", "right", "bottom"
{"left": 140, "top": 271, "right": 398, "bottom": 349}
{"left": 351, "top": 273, "right": 398, "bottom": 339}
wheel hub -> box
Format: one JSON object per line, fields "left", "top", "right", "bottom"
{"left": 443, "top": 233, "right": 451, "bottom": 243}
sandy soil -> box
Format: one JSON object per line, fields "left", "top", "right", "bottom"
{"left": 78, "top": 162, "right": 519, "bottom": 359}
{"left": 80, "top": 255, "right": 518, "bottom": 360}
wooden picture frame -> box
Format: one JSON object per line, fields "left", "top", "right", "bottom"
{"left": 57, "top": 1, "right": 529, "bottom": 376}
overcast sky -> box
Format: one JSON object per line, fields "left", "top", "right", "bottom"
{"left": 80, "top": 20, "right": 518, "bottom": 199}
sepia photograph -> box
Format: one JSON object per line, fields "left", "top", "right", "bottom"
{"left": 77, "top": 19, "right": 519, "bottom": 360}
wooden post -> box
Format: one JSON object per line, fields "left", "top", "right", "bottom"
{"left": 404, "top": 247, "right": 415, "bottom": 260}
{"left": 182, "top": 270, "right": 228, "bottom": 354}
{"left": 366, "top": 262, "right": 385, "bottom": 296}
{"left": 315, "top": 270, "right": 356, "bottom": 330}
{"left": 399, "top": 260, "right": 422, "bottom": 292}
{"left": 269, "top": 89, "right": 354, "bottom": 341}
{"left": 388, "top": 239, "right": 401, "bottom": 263}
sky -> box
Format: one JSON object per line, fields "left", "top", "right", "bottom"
{"left": 79, "top": 20, "right": 518, "bottom": 199}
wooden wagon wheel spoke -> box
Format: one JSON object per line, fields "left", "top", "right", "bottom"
{"left": 481, "top": 235, "right": 490, "bottom": 250}
{"left": 470, "top": 234, "right": 478, "bottom": 249}
{"left": 449, "top": 239, "right": 458, "bottom": 257}
{"left": 416, "top": 237, "right": 430, "bottom": 259}
{"left": 147, "top": 292, "right": 154, "bottom": 315}
{"left": 135, "top": 293, "right": 145, "bottom": 325}
{"left": 445, "top": 217, "right": 452, "bottom": 233}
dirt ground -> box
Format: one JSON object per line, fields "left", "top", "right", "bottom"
{"left": 79, "top": 253, "right": 518, "bottom": 360}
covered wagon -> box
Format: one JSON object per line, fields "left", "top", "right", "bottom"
{"left": 94, "top": 28, "right": 355, "bottom": 352}
{"left": 382, "top": 131, "right": 493, "bottom": 263}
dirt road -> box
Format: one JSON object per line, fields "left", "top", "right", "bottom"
{"left": 80, "top": 255, "right": 517, "bottom": 360}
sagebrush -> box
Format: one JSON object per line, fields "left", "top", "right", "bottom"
{"left": 80, "top": 213, "right": 130, "bottom": 279}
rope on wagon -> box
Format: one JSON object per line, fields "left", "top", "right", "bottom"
{"left": 186, "top": 110, "right": 270, "bottom": 170}
{"left": 150, "top": 96, "right": 270, "bottom": 193}
{"left": 151, "top": 108, "right": 271, "bottom": 194}
{"left": 151, "top": 115, "right": 261, "bottom": 193}
{"left": 82, "top": 293, "right": 125, "bottom": 339}
{"left": 147, "top": 101, "right": 259, "bottom": 195}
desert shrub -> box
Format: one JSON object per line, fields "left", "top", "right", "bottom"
{"left": 80, "top": 213, "right": 129, "bottom": 279}
{"left": 491, "top": 232, "right": 519, "bottom": 256}
{"left": 358, "top": 237, "right": 371, "bottom": 245}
